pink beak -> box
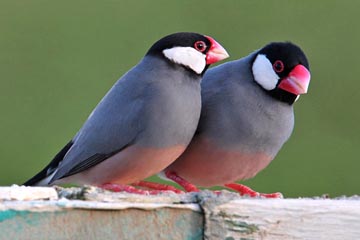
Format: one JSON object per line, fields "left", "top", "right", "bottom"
{"left": 278, "top": 64, "right": 311, "bottom": 95}
{"left": 205, "top": 36, "right": 229, "bottom": 65}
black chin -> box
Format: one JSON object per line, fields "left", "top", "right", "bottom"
{"left": 267, "top": 88, "right": 298, "bottom": 105}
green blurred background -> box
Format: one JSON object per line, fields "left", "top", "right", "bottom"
{"left": 0, "top": 1, "right": 358, "bottom": 197}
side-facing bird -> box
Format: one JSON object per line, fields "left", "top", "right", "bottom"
{"left": 159, "top": 42, "right": 311, "bottom": 197}
{"left": 23, "top": 32, "right": 229, "bottom": 192}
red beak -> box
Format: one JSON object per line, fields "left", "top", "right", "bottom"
{"left": 278, "top": 64, "right": 311, "bottom": 95}
{"left": 205, "top": 36, "right": 229, "bottom": 65}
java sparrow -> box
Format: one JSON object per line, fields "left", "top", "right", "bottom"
{"left": 160, "top": 42, "right": 311, "bottom": 197}
{"left": 23, "top": 32, "right": 229, "bottom": 190}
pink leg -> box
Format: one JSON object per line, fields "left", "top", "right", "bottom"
{"left": 224, "top": 183, "right": 283, "bottom": 198}
{"left": 165, "top": 170, "right": 199, "bottom": 192}
{"left": 132, "top": 181, "right": 184, "bottom": 194}
{"left": 99, "top": 183, "right": 164, "bottom": 195}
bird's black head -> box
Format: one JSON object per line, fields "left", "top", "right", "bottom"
{"left": 147, "top": 32, "right": 229, "bottom": 75}
{"left": 251, "top": 42, "right": 311, "bottom": 105}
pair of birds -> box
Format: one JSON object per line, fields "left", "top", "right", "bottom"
{"left": 23, "top": 32, "right": 311, "bottom": 197}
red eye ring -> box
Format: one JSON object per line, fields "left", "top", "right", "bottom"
{"left": 194, "top": 41, "right": 207, "bottom": 52}
{"left": 273, "top": 60, "right": 284, "bottom": 73}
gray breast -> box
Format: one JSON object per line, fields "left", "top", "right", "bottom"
{"left": 136, "top": 56, "right": 202, "bottom": 148}
{"left": 199, "top": 55, "right": 294, "bottom": 157}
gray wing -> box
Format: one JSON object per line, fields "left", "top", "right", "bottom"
{"left": 50, "top": 63, "right": 148, "bottom": 182}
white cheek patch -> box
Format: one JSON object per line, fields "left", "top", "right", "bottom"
{"left": 163, "top": 47, "right": 206, "bottom": 74}
{"left": 252, "top": 54, "right": 279, "bottom": 90}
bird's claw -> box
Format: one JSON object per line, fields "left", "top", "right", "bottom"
{"left": 99, "top": 182, "right": 184, "bottom": 195}
{"left": 132, "top": 181, "right": 184, "bottom": 194}
{"left": 224, "top": 183, "right": 283, "bottom": 199}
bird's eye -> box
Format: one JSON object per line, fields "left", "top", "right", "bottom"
{"left": 194, "top": 41, "right": 207, "bottom": 52}
{"left": 273, "top": 60, "right": 284, "bottom": 73}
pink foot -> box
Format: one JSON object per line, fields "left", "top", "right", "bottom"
{"left": 224, "top": 183, "right": 283, "bottom": 198}
{"left": 132, "top": 181, "right": 184, "bottom": 194}
{"left": 99, "top": 183, "right": 163, "bottom": 195}
{"left": 165, "top": 171, "right": 199, "bottom": 192}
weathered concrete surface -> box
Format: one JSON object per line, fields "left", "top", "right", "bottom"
{"left": 0, "top": 186, "right": 359, "bottom": 240}
{"left": 0, "top": 207, "right": 203, "bottom": 240}
{"left": 0, "top": 186, "right": 203, "bottom": 240}
{"left": 202, "top": 196, "right": 360, "bottom": 240}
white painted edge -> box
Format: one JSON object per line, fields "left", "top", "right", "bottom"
{"left": 0, "top": 186, "right": 58, "bottom": 201}
{"left": 0, "top": 199, "right": 201, "bottom": 212}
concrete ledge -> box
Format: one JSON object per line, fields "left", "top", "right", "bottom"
{"left": 203, "top": 197, "right": 360, "bottom": 240}
{"left": 0, "top": 186, "right": 359, "bottom": 240}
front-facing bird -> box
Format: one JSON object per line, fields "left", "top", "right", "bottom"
{"left": 161, "top": 42, "right": 311, "bottom": 197}
{"left": 23, "top": 32, "right": 229, "bottom": 189}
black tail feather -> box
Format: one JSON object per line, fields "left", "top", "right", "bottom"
{"left": 23, "top": 140, "right": 73, "bottom": 186}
